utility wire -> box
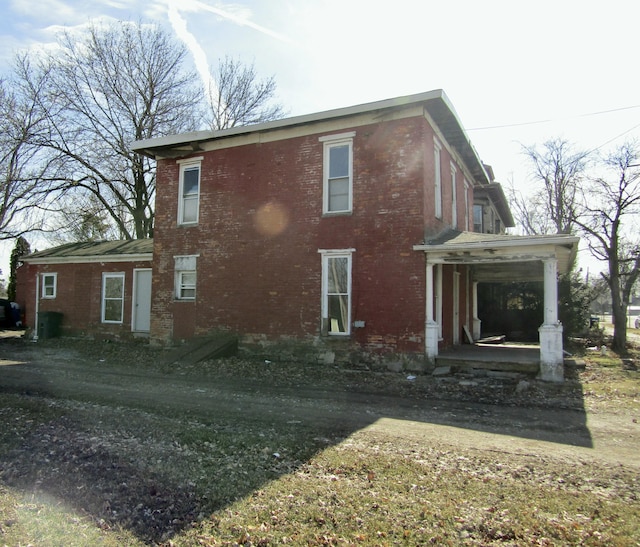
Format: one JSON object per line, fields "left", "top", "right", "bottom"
{"left": 467, "top": 104, "right": 640, "bottom": 132}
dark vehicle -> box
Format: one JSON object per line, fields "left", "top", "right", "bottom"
{"left": 0, "top": 299, "right": 22, "bottom": 328}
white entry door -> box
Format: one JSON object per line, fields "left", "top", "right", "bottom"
{"left": 132, "top": 269, "right": 152, "bottom": 332}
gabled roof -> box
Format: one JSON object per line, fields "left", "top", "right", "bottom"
{"left": 22, "top": 240, "right": 154, "bottom": 265}
{"left": 131, "top": 89, "right": 491, "bottom": 186}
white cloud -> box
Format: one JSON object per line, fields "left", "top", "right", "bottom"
{"left": 179, "top": 0, "right": 292, "bottom": 43}
{"left": 165, "top": 0, "right": 217, "bottom": 108}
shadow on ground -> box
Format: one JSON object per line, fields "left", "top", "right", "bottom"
{"left": 0, "top": 335, "right": 592, "bottom": 544}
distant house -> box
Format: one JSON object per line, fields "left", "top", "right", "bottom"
{"left": 17, "top": 90, "right": 578, "bottom": 380}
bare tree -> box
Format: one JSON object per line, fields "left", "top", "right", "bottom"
{"left": 510, "top": 138, "right": 590, "bottom": 235}
{"left": 574, "top": 141, "right": 640, "bottom": 353}
{"left": 0, "top": 76, "right": 54, "bottom": 239}
{"left": 206, "top": 56, "right": 286, "bottom": 130}
{"left": 17, "top": 21, "right": 202, "bottom": 239}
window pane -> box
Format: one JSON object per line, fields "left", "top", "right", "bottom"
{"left": 104, "top": 277, "right": 123, "bottom": 299}
{"left": 328, "top": 294, "right": 348, "bottom": 333}
{"left": 182, "top": 196, "right": 198, "bottom": 223}
{"left": 329, "top": 145, "right": 349, "bottom": 178}
{"left": 328, "top": 178, "right": 349, "bottom": 212}
{"left": 183, "top": 167, "right": 199, "bottom": 195}
{"left": 181, "top": 288, "right": 196, "bottom": 299}
{"left": 328, "top": 257, "right": 348, "bottom": 293}
{"left": 104, "top": 300, "right": 122, "bottom": 322}
{"left": 181, "top": 272, "right": 196, "bottom": 286}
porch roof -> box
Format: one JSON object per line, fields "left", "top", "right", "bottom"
{"left": 413, "top": 230, "right": 579, "bottom": 282}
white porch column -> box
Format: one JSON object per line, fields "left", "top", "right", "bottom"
{"left": 425, "top": 261, "right": 439, "bottom": 361}
{"left": 472, "top": 281, "right": 481, "bottom": 340}
{"left": 539, "top": 258, "right": 564, "bottom": 382}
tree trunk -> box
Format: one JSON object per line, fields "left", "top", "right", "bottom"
{"left": 609, "top": 272, "right": 628, "bottom": 354}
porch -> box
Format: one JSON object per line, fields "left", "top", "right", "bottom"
{"left": 413, "top": 230, "right": 580, "bottom": 382}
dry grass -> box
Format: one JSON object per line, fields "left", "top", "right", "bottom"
{"left": 0, "top": 338, "right": 638, "bottom": 546}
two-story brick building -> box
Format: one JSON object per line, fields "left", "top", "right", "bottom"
{"left": 17, "top": 90, "right": 578, "bottom": 380}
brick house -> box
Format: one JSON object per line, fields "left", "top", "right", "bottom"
{"left": 17, "top": 90, "right": 578, "bottom": 380}
{"left": 131, "top": 89, "right": 578, "bottom": 379}
{"left": 16, "top": 240, "right": 153, "bottom": 339}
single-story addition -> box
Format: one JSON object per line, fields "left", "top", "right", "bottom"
{"left": 16, "top": 240, "right": 153, "bottom": 339}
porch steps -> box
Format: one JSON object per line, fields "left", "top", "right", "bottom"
{"left": 435, "top": 357, "right": 539, "bottom": 374}
{"left": 435, "top": 344, "right": 540, "bottom": 375}
{"left": 161, "top": 333, "right": 238, "bottom": 367}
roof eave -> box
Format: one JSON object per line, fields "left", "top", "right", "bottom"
{"left": 22, "top": 253, "right": 153, "bottom": 265}
{"left": 413, "top": 234, "right": 580, "bottom": 253}
{"left": 131, "top": 89, "right": 490, "bottom": 185}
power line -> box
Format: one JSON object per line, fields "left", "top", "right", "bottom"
{"left": 467, "top": 104, "right": 640, "bottom": 132}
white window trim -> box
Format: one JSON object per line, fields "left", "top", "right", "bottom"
{"left": 177, "top": 157, "right": 203, "bottom": 226}
{"left": 176, "top": 271, "right": 196, "bottom": 300}
{"left": 450, "top": 162, "right": 457, "bottom": 228}
{"left": 101, "top": 272, "right": 125, "bottom": 324}
{"left": 434, "top": 139, "right": 442, "bottom": 219}
{"left": 463, "top": 178, "right": 470, "bottom": 231}
{"left": 321, "top": 133, "right": 354, "bottom": 215}
{"left": 41, "top": 273, "right": 57, "bottom": 299}
{"left": 436, "top": 264, "right": 443, "bottom": 340}
{"left": 319, "top": 248, "right": 355, "bottom": 336}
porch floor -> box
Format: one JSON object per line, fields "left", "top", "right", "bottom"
{"left": 436, "top": 343, "right": 541, "bottom": 374}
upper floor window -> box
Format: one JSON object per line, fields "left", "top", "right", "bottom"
{"left": 434, "top": 140, "right": 442, "bottom": 219}
{"left": 41, "top": 273, "right": 57, "bottom": 299}
{"left": 450, "top": 163, "right": 457, "bottom": 228}
{"left": 320, "top": 133, "right": 354, "bottom": 214}
{"left": 178, "top": 157, "right": 203, "bottom": 225}
{"left": 473, "top": 204, "right": 483, "bottom": 233}
{"left": 463, "top": 179, "right": 470, "bottom": 231}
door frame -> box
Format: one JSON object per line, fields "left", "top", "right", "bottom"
{"left": 132, "top": 268, "right": 152, "bottom": 333}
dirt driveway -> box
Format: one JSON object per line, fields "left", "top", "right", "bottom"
{"left": 1, "top": 335, "right": 638, "bottom": 469}
{"left": 0, "top": 335, "right": 639, "bottom": 544}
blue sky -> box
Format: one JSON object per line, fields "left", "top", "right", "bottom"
{"left": 1, "top": 0, "right": 640, "bottom": 273}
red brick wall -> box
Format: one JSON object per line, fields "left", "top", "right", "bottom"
{"left": 152, "top": 114, "right": 471, "bottom": 354}
{"left": 16, "top": 260, "right": 151, "bottom": 339}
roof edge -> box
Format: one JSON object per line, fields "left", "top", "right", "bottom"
{"left": 131, "top": 89, "right": 447, "bottom": 154}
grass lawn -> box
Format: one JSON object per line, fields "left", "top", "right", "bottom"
{"left": 0, "top": 338, "right": 638, "bottom": 546}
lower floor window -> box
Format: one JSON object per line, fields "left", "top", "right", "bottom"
{"left": 177, "top": 271, "right": 196, "bottom": 299}
{"left": 102, "top": 273, "right": 125, "bottom": 323}
{"left": 174, "top": 255, "right": 198, "bottom": 300}
{"left": 320, "top": 250, "right": 353, "bottom": 335}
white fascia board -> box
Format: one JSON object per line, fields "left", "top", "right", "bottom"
{"left": 131, "top": 90, "right": 445, "bottom": 153}
{"left": 23, "top": 253, "right": 153, "bottom": 265}
{"left": 413, "top": 235, "right": 579, "bottom": 253}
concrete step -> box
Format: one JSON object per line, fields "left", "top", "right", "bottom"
{"left": 435, "top": 356, "right": 539, "bottom": 374}
{"left": 161, "top": 333, "right": 238, "bottom": 367}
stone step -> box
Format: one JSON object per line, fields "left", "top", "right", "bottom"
{"left": 161, "top": 333, "right": 238, "bottom": 366}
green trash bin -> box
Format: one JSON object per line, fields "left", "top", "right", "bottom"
{"left": 38, "top": 311, "right": 63, "bottom": 339}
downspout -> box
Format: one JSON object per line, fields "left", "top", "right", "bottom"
{"left": 33, "top": 271, "right": 39, "bottom": 341}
